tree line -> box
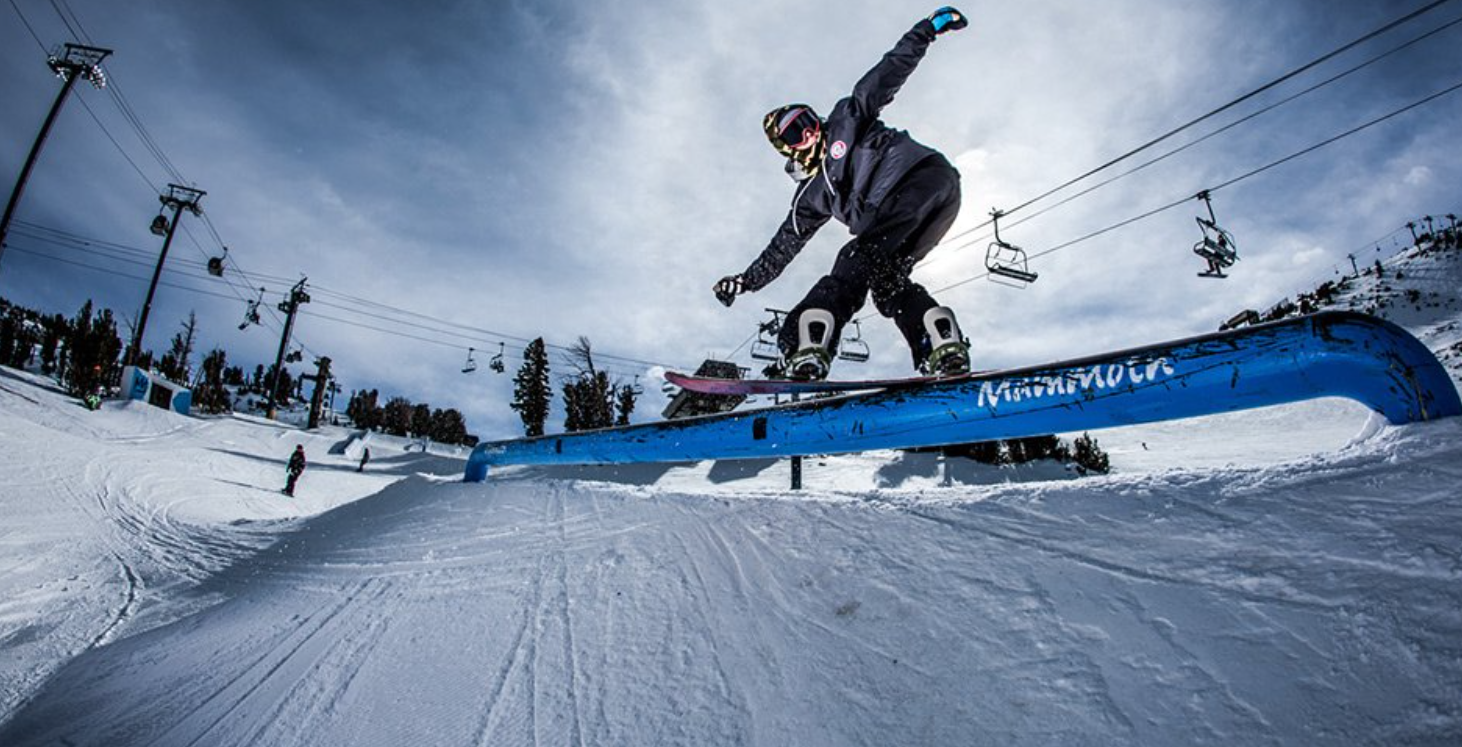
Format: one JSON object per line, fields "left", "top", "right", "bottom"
{"left": 2, "top": 295, "right": 327, "bottom": 421}
{"left": 914, "top": 433, "right": 1111, "bottom": 475}
{"left": 343, "top": 389, "right": 472, "bottom": 446}
{"left": 508, "top": 336, "right": 640, "bottom": 437}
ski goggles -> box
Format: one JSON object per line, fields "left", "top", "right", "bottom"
{"left": 775, "top": 107, "right": 821, "bottom": 151}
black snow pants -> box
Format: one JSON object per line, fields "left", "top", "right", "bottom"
{"left": 779, "top": 156, "right": 962, "bottom": 368}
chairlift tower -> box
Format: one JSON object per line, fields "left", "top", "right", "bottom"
{"left": 128, "top": 184, "right": 206, "bottom": 366}
{"left": 266, "top": 277, "right": 311, "bottom": 419}
{"left": 0, "top": 43, "right": 112, "bottom": 271}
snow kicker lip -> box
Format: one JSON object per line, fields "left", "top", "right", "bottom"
{"left": 465, "top": 312, "right": 1461, "bottom": 481}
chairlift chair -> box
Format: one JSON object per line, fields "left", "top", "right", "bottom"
{"left": 149, "top": 213, "right": 170, "bottom": 237}
{"left": 489, "top": 342, "right": 505, "bottom": 373}
{"left": 238, "top": 287, "right": 265, "bottom": 330}
{"left": 207, "top": 247, "right": 228, "bottom": 277}
{"left": 985, "top": 209, "right": 1039, "bottom": 287}
{"left": 462, "top": 347, "right": 478, "bottom": 374}
{"left": 837, "top": 320, "right": 870, "bottom": 363}
{"left": 1193, "top": 191, "right": 1238, "bottom": 278}
{"left": 750, "top": 309, "right": 788, "bottom": 363}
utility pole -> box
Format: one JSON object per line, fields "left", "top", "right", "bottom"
{"left": 0, "top": 43, "right": 112, "bottom": 270}
{"left": 266, "top": 278, "right": 310, "bottom": 420}
{"left": 128, "top": 184, "right": 205, "bottom": 366}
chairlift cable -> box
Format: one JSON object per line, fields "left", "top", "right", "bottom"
{"left": 925, "top": 11, "right": 1462, "bottom": 266}
{"left": 13, "top": 218, "right": 688, "bottom": 372}
{"left": 919, "top": 77, "right": 1462, "bottom": 300}
{"left": 6, "top": 0, "right": 49, "bottom": 53}
{"left": 1002, "top": 0, "right": 1453, "bottom": 217}
{"left": 926, "top": 0, "right": 1458, "bottom": 257}
{"left": 1206, "top": 79, "right": 1462, "bottom": 195}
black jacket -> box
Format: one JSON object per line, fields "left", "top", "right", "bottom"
{"left": 742, "top": 19, "right": 945, "bottom": 292}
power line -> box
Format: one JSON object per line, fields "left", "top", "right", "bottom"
{"left": 3, "top": 242, "right": 250, "bottom": 304}
{"left": 8, "top": 222, "right": 681, "bottom": 375}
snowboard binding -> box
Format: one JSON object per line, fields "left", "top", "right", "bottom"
{"left": 919, "top": 307, "right": 971, "bottom": 377}
{"left": 785, "top": 309, "right": 836, "bottom": 381}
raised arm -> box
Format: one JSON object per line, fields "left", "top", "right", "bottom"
{"left": 850, "top": 8, "right": 966, "bottom": 118}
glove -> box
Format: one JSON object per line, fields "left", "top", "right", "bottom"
{"left": 928, "top": 6, "right": 968, "bottom": 34}
{"left": 714, "top": 275, "right": 744, "bottom": 307}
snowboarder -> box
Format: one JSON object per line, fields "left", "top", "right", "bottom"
{"left": 284, "top": 445, "right": 306, "bottom": 496}
{"left": 357, "top": 447, "right": 370, "bottom": 473}
{"left": 714, "top": 7, "right": 972, "bottom": 381}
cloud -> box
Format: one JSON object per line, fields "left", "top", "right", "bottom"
{"left": 2, "top": 0, "right": 1459, "bottom": 439}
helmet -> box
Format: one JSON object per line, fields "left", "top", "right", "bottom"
{"left": 763, "top": 104, "right": 821, "bottom": 157}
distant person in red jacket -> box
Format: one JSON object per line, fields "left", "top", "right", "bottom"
{"left": 284, "top": 445, "right": 306, "bottom": 496}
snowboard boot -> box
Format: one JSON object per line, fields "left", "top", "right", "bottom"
{"left": 919, "top": 306, "right": 971, "bottom": 377}
{"left": 785, "top": 308, "right": 836, "bottom": 381}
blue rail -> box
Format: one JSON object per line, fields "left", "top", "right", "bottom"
{"left": 465, "top": 312, "right": 1460, "bottom": 481}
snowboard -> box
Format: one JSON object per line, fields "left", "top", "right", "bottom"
{"left": 663, "top": 369, "right": 976, "bottom": 396}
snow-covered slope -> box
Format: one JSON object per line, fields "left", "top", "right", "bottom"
{"left": 1, "top": 240, "right": 1460, "bottom": 745}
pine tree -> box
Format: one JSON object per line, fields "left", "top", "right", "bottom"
{"left": 563, "top": 370, "right": 614, "bottom": 432}
{"left": 40, "top": 313, "right": 66, "bottom": 376}
{"left": 264, "top": 364, "right": 294, "bottom": 406}
{"left": 410, "top": 403, "right": 433, "bottom": 439}
{"left": 346, "top": 388, "right": 382, "bottom": 430}
{"left": 0, "top": 310, "right": 17, "bottom": 367}
{"left": 615, "top": 382, "right": 638, "bottom": 426}
{"left": 429, "top": 408, "right": 469, "bottom": 445}
{"left": 560, "top": 337, "right": 617, "bottom": 432}
{"left": 1006, "top": 435, "right": 1066, "bottom": 464}
{"left": 382, "top": 396, "right": 413, "bottom": 436}
{"left": 511, "top": 338, "right": 551, "bottom": 437}
{"left": 64, "top": 301, "right": 122, "bottom": 398}
{"left": 194, "top": 348, "right": 233, "bottom": 414}
{"left": 157, "top": 312, "right": 197, "bottom": 384}
{"left": 1072, "top": 432, "right": 1111, "bottom": 475}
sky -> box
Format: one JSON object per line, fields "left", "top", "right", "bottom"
{"left": 2, "top": 0, "right": 1459, "bottom": 439}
